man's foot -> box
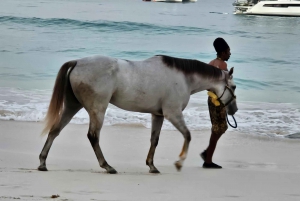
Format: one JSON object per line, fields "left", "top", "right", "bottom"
{"left": 203, "top": 162, "right": 222, "bottom": 169}
{"left": 200, "top": 150, "right": 207, "bottom": 161}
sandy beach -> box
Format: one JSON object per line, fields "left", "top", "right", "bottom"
{"left": 0, "top": 120, "right": 300, "bottom": 201}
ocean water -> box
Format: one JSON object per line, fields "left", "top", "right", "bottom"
{"left": 0, "top": 0, "right": 299, "bottom": 138}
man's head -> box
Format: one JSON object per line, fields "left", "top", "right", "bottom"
{"left": 213, "top": 38, "right": 231, "bottom": 61}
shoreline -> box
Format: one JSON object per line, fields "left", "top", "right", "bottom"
{"left": 1, "top": 87, "right": 300, "bottom": 137}
{"left": 1, "top": 120, "right": 300, "bottom": 200}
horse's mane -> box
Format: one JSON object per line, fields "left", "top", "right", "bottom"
{"left": 158, "top": 55, "right": 223, "bottom": 79}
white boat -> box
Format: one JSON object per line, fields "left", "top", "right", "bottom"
{"left": 156, "top": 0, "right": 182, "bottom": 2}
{"left": 233, "top": 0, "right": 300, "bottom": 16}
{"left": 143, "top": 0, "right": 197, "bottom": 2}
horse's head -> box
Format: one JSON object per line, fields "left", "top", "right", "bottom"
{"left": 215, "top": 67, "right": 238, "bottom": 115}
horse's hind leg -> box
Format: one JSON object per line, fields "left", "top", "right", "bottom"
{"left": 146, "top": 114, "right": 164, "bottom": 173}
{"left": 165, "top": 111, "right": 191, "bottom": 171}
{"left": 38, "top": 88, "right": 82, "bottom": 171}
{"left": 87, "top": 107, "right": 117, "bottom": 174}
{"left": 38, "top": 103, "right": 82, "bottom": 171}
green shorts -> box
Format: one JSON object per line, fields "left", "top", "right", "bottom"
{"left": 208, "top": 97, "right": 228, "bottom": 135}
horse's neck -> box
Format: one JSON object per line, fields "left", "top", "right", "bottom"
{"left": 189, "top": 74, "right": 223, "bottom": 95}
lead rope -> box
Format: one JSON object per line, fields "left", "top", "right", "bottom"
{"left": 226, "top": 114, "right": 237, "bottom": 128}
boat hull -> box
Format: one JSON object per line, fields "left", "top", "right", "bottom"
{"left": 234, "top": 1, "right": 300, "bottom": 16}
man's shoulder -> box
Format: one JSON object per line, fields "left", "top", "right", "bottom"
{"left": 219, "top": 61, "right": 227, "bottom": 70}
{"left": 209, "top": 59, "right": 220, "bottom": 67}
{"left": 208, "top": 59, "right": 216, "bottom": 65}
{"left": 209, "top": 59, "right": 228, "bottom": 70}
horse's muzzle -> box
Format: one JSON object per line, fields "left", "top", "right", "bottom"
{"left": 226, "top": 99, "right": 238, "bottom": 115}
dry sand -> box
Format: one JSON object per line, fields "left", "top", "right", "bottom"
{"left": 1, "top": 120, "right": 300, "bottom": 201}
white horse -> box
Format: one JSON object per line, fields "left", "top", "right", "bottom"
{"left": 38, "top": 55, "right": 237, "bottom": 174}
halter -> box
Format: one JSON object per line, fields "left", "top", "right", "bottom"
{"left": 218, "top": 85, "right": 237, "bottom": 128}
{"left": 217, "top": 85, "right": 236, "bottom": 107}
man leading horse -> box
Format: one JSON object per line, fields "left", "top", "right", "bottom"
{"left": 201, "top": 37, "right": 234, "bottom": 169}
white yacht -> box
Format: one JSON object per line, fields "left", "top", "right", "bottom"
{"left": 233, "top": 0, "right": 300, "bottom": 16}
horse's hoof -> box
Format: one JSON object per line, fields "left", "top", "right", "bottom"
{"left": 149, "top": 169, "right": 160, "bottom": 174}
{"left": 107, "top": 168, "right": 117, "bottom": 174}
{"left": 38, "top": 165, "right": 48, "bottom": 171}
{"left": 174, "top": 161, "right": 182, "bottom": 171}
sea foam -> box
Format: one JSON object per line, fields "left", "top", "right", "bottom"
{"left": 0, "top": 88, "right": 299, "bottom": 138}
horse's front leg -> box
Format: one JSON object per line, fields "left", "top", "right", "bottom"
{"left": 165, "top": 111, "right": 191, "bottom": 171}
{"left": 146, "top": 114, "right": 164, "bottom": 173}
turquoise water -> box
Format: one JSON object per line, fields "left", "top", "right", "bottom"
{"left": 0, "top": 0, "right": 299, "bottom": 137}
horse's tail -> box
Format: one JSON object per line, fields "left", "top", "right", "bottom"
{"left": 41, "top": 60, "right": 77, "bottom": 135}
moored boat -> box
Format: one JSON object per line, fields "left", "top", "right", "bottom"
{"left": 233, "top": 0, "right": 300, "bottom": 16}
{"left": 143, "top": 0, "right": 197, "bottom": 2}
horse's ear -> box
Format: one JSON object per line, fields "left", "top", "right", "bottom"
{"left": 229, "top": 67, "right": 234, "bottom": 76}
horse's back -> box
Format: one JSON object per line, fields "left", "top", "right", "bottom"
{"left": 111, "top": 56, "right": 190, "bottom": 113}
{"left": 69, "top": 55, "right": 189, "bottom": 113}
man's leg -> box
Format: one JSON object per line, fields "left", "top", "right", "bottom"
{"left": 205, "top": 132, "right": 223, "bottom": 163}
{"left": 202, "top": 97, "right": 227, "bottom": 168}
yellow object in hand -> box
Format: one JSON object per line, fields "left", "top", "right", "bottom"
{"left": 207, "top": 91, "right": 217, "bottom": 99}
{"left": 207, "top": 91, "right": 220, "bottom": 106}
